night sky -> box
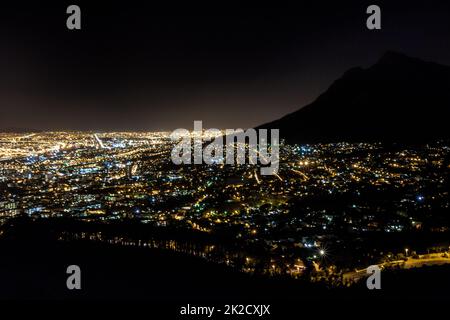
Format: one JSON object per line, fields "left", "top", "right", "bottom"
{"left": 1, "top": 1, "right": 449, "bottom": 131}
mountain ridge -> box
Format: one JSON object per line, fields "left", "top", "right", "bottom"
{"left": 257, "top": 51, "right": 450, "bottom": 143}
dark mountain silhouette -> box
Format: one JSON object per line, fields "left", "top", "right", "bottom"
{"left": 258, "top": 51, "right": 450, "bottom": 143}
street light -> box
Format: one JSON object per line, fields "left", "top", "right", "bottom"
{"left": 405, "top": 248, "right": 409, "bottom": 257}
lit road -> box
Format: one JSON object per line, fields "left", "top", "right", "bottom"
{"left": 343, "top": 253, "right": 450, "bottom": 282}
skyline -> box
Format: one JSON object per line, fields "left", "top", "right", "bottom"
{"left": 1, "top": 2, "right": 450, "bottom": 131}
{"left": 2, "top": 50, "right": 450, "bottom": 134}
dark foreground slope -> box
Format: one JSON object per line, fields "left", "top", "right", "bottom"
{"left": 259, "top": 52, "right": 450, "bottom": 143}
{"left": 0, "top": 218, "right": 449, "bottom": 302}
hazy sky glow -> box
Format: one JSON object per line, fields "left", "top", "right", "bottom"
{"left": 1, "top": 2, "right": 450, "bottom": 131}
